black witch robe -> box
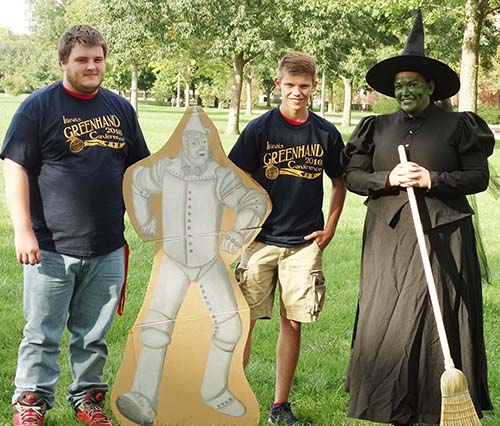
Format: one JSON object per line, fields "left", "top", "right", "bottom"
{"left": 343, "top": 104, "right": 494, "bottom": 424}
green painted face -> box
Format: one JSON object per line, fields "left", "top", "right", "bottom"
{"left": 394, "top": 71, "right": 434, "bottom": 116}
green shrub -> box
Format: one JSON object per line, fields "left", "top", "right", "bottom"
{"left": 1, "top": 74, "right": 27, "bottom": 96}
{"left": 371, "top": 96, "right": 398, "bottom": 114}
{"left": 477, "top": 104, "right": 500, "bottom": 124}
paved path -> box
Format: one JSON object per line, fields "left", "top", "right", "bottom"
{"left": 489, "top": 125, "right": 500, "bottom": 140}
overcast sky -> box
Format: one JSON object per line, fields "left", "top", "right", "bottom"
{"left": 0, "top": 0, "right": 29, "bottom": 34}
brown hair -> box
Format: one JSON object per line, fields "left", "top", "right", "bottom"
{"left": 277, "top": 51, "right": 317, "bottom": 80}
{"left": 58, "top": 25, "right": 108, "bottom": 63}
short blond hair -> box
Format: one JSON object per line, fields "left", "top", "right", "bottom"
{"left": 278, "top": 51, "right": 317, "bottom": 80}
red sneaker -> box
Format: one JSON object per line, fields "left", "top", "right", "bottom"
{"left": 13, "top": 392, "right": 47, "bottom": 426}
{"left": 75, "top": 390, "right": 113, "bottom": 426}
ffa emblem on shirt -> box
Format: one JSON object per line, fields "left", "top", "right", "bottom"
{"left": 265, "top": 165, "right": 280, "bottom": 180}
{"left": 67, "top": 135, "right": 85, "bottom": 153}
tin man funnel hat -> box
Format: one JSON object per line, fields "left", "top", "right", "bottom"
{"left": 185, "top": 106, "right": 211, "bottom": 135}
{"left": 365, "top": 9, "right": 460, "bottom": 100}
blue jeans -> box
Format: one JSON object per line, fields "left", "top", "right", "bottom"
{"left": 12, "top": 246, "right": 125, "bottom": 409}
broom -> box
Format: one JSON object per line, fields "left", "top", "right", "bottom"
{"left": 397, "top": 145, "right": 480, "bottom": 426}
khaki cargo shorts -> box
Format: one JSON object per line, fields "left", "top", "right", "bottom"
{"left": 235, "top": 241, "right": 325, "bottom": 323}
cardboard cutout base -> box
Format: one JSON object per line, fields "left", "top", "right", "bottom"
{"left": 112, "top": 107, "right": 271, "bottom": 426}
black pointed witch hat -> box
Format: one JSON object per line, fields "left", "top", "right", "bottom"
{"left": 365, "top": 9, "right": 460, "bottom": 100}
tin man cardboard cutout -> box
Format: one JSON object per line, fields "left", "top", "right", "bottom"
{"left": 112, "top": 106, "right": 270, "bottom": 426}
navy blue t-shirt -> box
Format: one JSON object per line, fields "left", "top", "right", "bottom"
{"left": 229, "top": 107, "right": 344, "bottom": 247}
{"left": 1, "top": 82, "right": 150, "bottom": 256}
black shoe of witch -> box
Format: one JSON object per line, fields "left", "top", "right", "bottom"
{"left": 268, "top": 402, "right": 309, "bottom": 426}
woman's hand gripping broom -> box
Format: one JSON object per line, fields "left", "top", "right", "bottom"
{"left": 397, "top": 145, "right": 480, "bottom": 426}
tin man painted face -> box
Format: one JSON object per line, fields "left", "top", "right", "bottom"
{"left": 183, "top": 131, "right": 210, "bottom": 161}
{"left": 394, "top": 71, "right": 435, "bottom": 116}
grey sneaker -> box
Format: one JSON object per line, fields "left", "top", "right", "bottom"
{"left": 116, "top": 391, "right": 155, "bottom": 426}
{"left": 268, "top": 402, "right": 309, "bottom": 426}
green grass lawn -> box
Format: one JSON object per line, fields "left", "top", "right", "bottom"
{"left": 0, "top": 94, "right": 499, "bottom": 425}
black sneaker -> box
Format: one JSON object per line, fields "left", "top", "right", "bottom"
{"left": 268, "top": 402, "right": 308, "bottom": 426}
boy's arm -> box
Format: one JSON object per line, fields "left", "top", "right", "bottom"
{"left": 304, "top": 176, "right": 346, "bottom": 250}
{"left": 3, "top": 158, "right": 41, "bottom": 265}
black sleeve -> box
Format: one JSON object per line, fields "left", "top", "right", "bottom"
{"left": 125, "top": 108, "right": 150, "bottom": 167}
{"left": 228, "top": 122, "right": 261, "bottom": 174}
{"left": 429, "top": 111, "right": 494, "bottom": 196}
{"left": 343, "top": 115, "right": 391, "bottom": 196}
{"left": 1, "top": 110, "right": 41, "bottom": 172}
{"left": 324, "top": 126, "right": 345, "bottom": 179}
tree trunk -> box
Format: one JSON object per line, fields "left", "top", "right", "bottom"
{"left": 225, "top": 51, "right": 245, "bottom": 135}
{"left": 266, "top": 88, "right": 272, "bottom": 107}
{"left": 245, "top": 66, "right": 252, "bottom": 116}
{"left": 176, "top": 71, "right": 182, "bottom": 108}
{"left": 130, "top": 61, "right": 138, "bottom": 112}
{"left": 341, "top": 76, "right": 352, "bottom": 127}
{"left": 184, "top": 81, "right": 190, "bottom": 109}
{"left": 320, "top": 69, "right": 326, "bottom": 117}
{"left": 328, "top": 82, "right": 334, "bottom": 113}
{"left": 458, "top": 0, "right": 486, "bottom": 112}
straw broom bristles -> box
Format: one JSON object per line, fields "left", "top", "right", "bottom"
{"left": 397, "top": 145, "right": 482, "bottom": 426}
{"left": 440, "top": 367, "right": 480, "bottom": 426}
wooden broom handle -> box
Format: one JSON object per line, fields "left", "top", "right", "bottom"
{"left": 397, "top": 145, "right": 455, "bottom": 369}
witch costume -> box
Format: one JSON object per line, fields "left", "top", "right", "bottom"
{"left": 343, "top": 10, "right": 494, "bottom": 425}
